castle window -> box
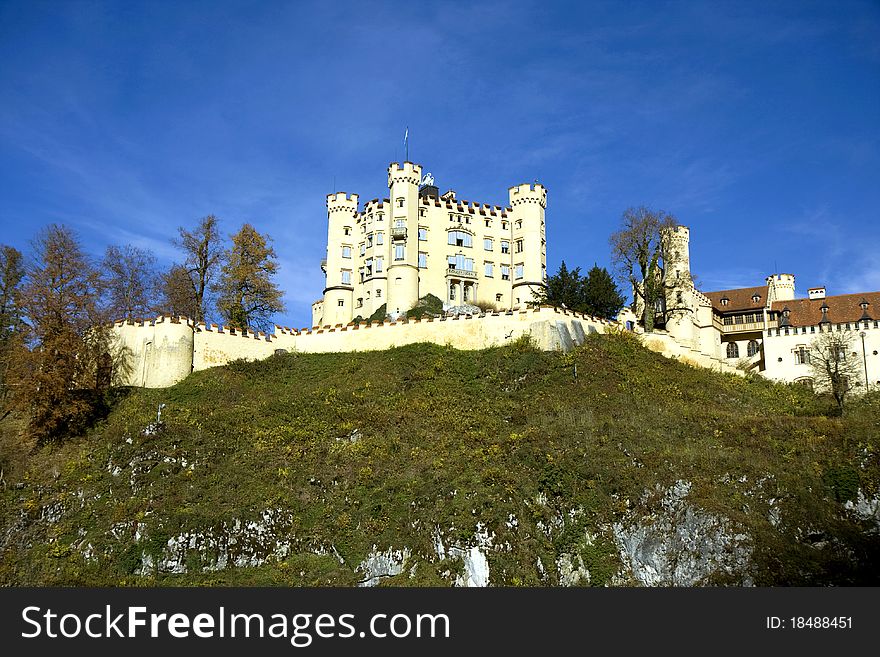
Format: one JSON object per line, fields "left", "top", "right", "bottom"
{"left": 359, "top": 267, "right": 365, "bottom": 283}
{"left": 367, "top": 234, "right": 373, "bottom": 248}
{"left": 496, "top": 294, "right": 503, "bottom": 303}
{"left": 501, "top": 265, "right": 510, "bottom": 281}
{"left": 341, "top": 270, "right": 351, "bottom": 285}
{"left": 342, "top": 246, "right": 352, "bottom": 258}
{"left": 375, "top": 257, "right": 383, "bottom": 272}
{"left": 344, "top": 227, "right": 351, "bottom": 236}
{"left": 418, "top": 252, "right": 427, "bottom": 268}
{"left": 449, "top": 283, "right": 456, "bottom": 301}
{"left": 502, "top": 221, "right": 508, "bottom": 230}
{"left": 726, "top": 342, "right": 739, "bottom": 359}
{"left": 795, "top": 346, "right": 810, "bottom": 365}
{"left": 448, "top": 254, "right": 474, "bottom": 272}
{"left": 356, "top": 298, "right": 363, "bottom": 308}
{"left": 338, "top": 299, "right": 344, "bottom": 307}
{"left": 376, "top": 289, "right": 381, "bottom": 298}
{"left": 366, "top": 259, "right": 373, "bottom": 277}
{"left": 397, "top": 198, "right": 404, "bottom": 208}
{"left": 720, "top": 297, "right": 729, "bottom": 306}
{"left": 419, "top": 208, "right": 426, "bottom": 217}
{"left": 418, "top": 227, "right": 427, "bottom": 241}
{"left": 377, "top": 213, "right": 383, "bottom": 222}
{"left": 515, "top": 220, "right": 522, "bottom": 230}
{"left": 484, "top": 238, "right": 493, "bottom": 251}
{"left": 723, "top": 316, "right": 733, "bottom": 326}
{"left": 752, "top": 294, "right": 761, "bottom": 303}
{"left": 359, "top": 243, "right": 366, "bottom": 256}
{"left": 747, "top": 340, "right": 759, "bottom": 357}
{"left": 515, "top": 264, "right": 524, "bottom": 279}
{"left": 515, "top": 239, "right": 524, "bottom": 253}
{"left": 485, "top": 262, "right": 494, "bottom": 277}
{"left": 448, "top": 230, "right": 472, "bottom": 247}
{"left": 485, "top": 220, "right": 490, "bottom": 228}
{"left": 501, "top": 241, "right": 510, "bottom": 254}
{"left": 376, "top": 232, "right": 384, "bottom": 245}
{"left": 394, "top": 245, "right": 404, "bottom": 261}
{"left": 395, "top": 219, "right": 405, "bottom": 229}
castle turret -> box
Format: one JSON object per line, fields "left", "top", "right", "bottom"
{"left": 322, "top": 192, "right": 359, "bottom": 325}
{"left": 385, "top": 162, "right": 422, "bottom": 315}
{"left": 507, "top": 182, "right": 547, "bottom": 307}
{"left": 661, "top": 224, "right": 697, "bottom": 345}
{"left": 766, "top": 273, "right": 796, "bottom": 305}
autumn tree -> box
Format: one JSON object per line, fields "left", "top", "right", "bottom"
{"left": 0, "top": 245, "right": 25, "bottom": 416}
{"left": 156, "top": 263, "right": 200, "bottom": 319}
{"left": 102, "top": 244, "right": 160, "bottom": 320}
{"left": 810, "top": 329, "right": 863, "bottom": 412}
{"left": 215, "top": 223, "right": 285, "bottom": 332}
{"left": 609, "top": 206, "right": 679, "bottom": 331}
{"left": 17, "top": 225, "right": 111, "bottom": 443}
{"left": 174, "top": 214, "right": 223, "bottom": 323}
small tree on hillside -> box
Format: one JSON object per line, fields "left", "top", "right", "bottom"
{"left": 174, "top": 214, "right": 223, "bottom": 323}
{"left": 17, "top": 225, "right": 111, "bottom": 443}
{"left": 102, "top": 244, "right": 160, "bottom": 320}
{"left": 215, "top": 223, "right": 285, "bottom": 332}
{"left": 809, "top": 329, "right": 863, "bottom": 412}
{"left": 609, "top": 206, "right": 678, "bottom": 331}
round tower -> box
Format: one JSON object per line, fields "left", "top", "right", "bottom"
{"left": 766, "top": 273, "right": 796, "bottom": 304}
{"left": 508, "top": 182, "right": 547, "bottom": 307}
{"left": 664, "top": 225, "right": 691, "bottom": 281}
{"left": 385, "top": 162, "right": 421, "bottom": 315}
{"left": 322, "top": 192, "right": 358, "bottom": 325}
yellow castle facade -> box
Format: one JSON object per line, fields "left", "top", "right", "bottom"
{"left": 313, "top": 162, "right": 547, "bottom": 327}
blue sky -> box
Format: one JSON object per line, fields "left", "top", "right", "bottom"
{"left": 1, "top": 0, "right": 878, "bottom": 328}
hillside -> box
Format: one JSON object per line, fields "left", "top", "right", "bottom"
{"left": 1, "top": 332, "right": 879, "bottom": 586}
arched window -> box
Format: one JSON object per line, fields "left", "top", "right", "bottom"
{"left": 747, "top": 340, "right": 759, "bottom": 357}
{"left": 726, "top": 342, "right": 739, "bottom": 359}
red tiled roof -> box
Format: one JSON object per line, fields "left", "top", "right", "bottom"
{"left": 703, "top": 286, "right": 768, "bottom": 313}
{"left": 771, "top": 291, "right": 880, "bottom": 326}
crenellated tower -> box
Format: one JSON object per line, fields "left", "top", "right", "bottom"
{"left": 385, "top": 162, "right": 422, "bottom": 315}
{"left": 661, "top": 224, "right": 699, "bottom": 346}
{"left": 765, "top": 273, "right": 796, "bottom": 305}
{"left": 507, "top": 182, "right": 547, "bottom": 307}
{"left": 322, "top": 192, "right": 359, "bottom": 325}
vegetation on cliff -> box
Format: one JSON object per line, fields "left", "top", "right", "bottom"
{"left": 1, "top": 333, "right": 878, "bottom": 586}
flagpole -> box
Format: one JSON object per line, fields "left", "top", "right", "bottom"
{"left": 405, "top": 126, "right": 409, "bottom": 162}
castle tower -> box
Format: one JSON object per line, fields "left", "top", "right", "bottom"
{"left": 385, "top": 162, "right": 422, "bottom": 315}
{"left": 661, "top": 224, "right": 698, "bottom": 345}
{"left": 765, "top": 273, "right": 796, "bottom": 305}
{"left": 322, "top": 192, "right": 359, "bottom": 325}
{"left": 507, "top": 182, "right": 547, "bottom": 307}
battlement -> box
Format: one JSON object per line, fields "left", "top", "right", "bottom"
{"left": 387, "top": 161, "right": 422, "bottom": 186}
{"left": 665, "top": 224, "right": 690, "bottom": 241}
{"left": 508, "top": 183, "right": 547, "bottom": 209}
{"left": 327, "top": 192, "right": 359, "bottom": 212}
{"left": 766, "top": 273, "right": 795, "bottom": 284}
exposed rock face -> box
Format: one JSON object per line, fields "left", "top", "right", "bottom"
{"left": 612, "top": 481, "right": 753, "bottom": 586}
{"left": 357, "top": 547, "right": 411, "bottom": 587}
{"left": 845, "top": 490, "right": 880, "bottom": 533}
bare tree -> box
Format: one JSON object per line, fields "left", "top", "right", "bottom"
{"left": 174, "top": 215, "right": 223, "bottom": 323}
{"left": 215, "top": 223, "right": 285, "bottom": 332}
{"left": 809, "top": 329, "right": 863, "bottom": 412}
{"left": 609, "top": 206, "right": 679, "bottom": 331}
{"left": 17, "top": 225, "right": 111, "bottom": 443}
{"left": 102, "top": 244, "right": 160, "bottom": 320}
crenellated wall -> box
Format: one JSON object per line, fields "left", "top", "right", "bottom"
{"left": 110, "top": 307, "right": 614, "bottom": 388}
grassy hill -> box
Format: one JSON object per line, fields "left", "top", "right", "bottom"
{"left": 1, "top": 332, "right": 879, "bottom": 586}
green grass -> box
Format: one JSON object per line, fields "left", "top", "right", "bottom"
{"left": 1, "top": 332, "right": 878, "bottom": 586}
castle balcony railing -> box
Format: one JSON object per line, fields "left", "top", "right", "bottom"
{"left": 391, "top": 227, "right": 407, "bottom": 240}
{"left": 320, "top": 258, "right": 327, "bottom": 273}
{"left": 446, "top": 268, "right": 477, "bottom": 279}
{"left": 721, "top": 319, "right": 772, "bottom": 334}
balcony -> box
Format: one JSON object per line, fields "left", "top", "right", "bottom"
{"left": 391, "top": 227, "right": 407, "bottom": 240}
{"left": 446, "top": 268, "right": 477, "bottom": 279}
{"left": 720, "top": 319, "right": 776, "bottom": 334}
{"left": 320, "top": 258, "right": 327, "bottom": 273}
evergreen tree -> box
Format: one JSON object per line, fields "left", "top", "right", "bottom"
{"left": 537, "top": 261, "right": 585, "bottom": 310}
{"left": 582, "top": 264, "right": 625, "bottom": 319}
{"left": 0, "top": 245, "right": 25, "bottom": 416}
{"left": 215, "top": 224, "right": 285, "bottom": 332}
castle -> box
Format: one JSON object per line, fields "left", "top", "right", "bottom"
{"left": 313, "top": 162, "right": 547, "bottom": 327}
{"left": 108, "top": 160, "right": 879, "bottom": 393}
{"left": 654, "top": 225, "right": 880, "bottom": 392}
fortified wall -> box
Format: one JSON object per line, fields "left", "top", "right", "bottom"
{"left": 111, "top": 307, "right": 620, "bottom": 389}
